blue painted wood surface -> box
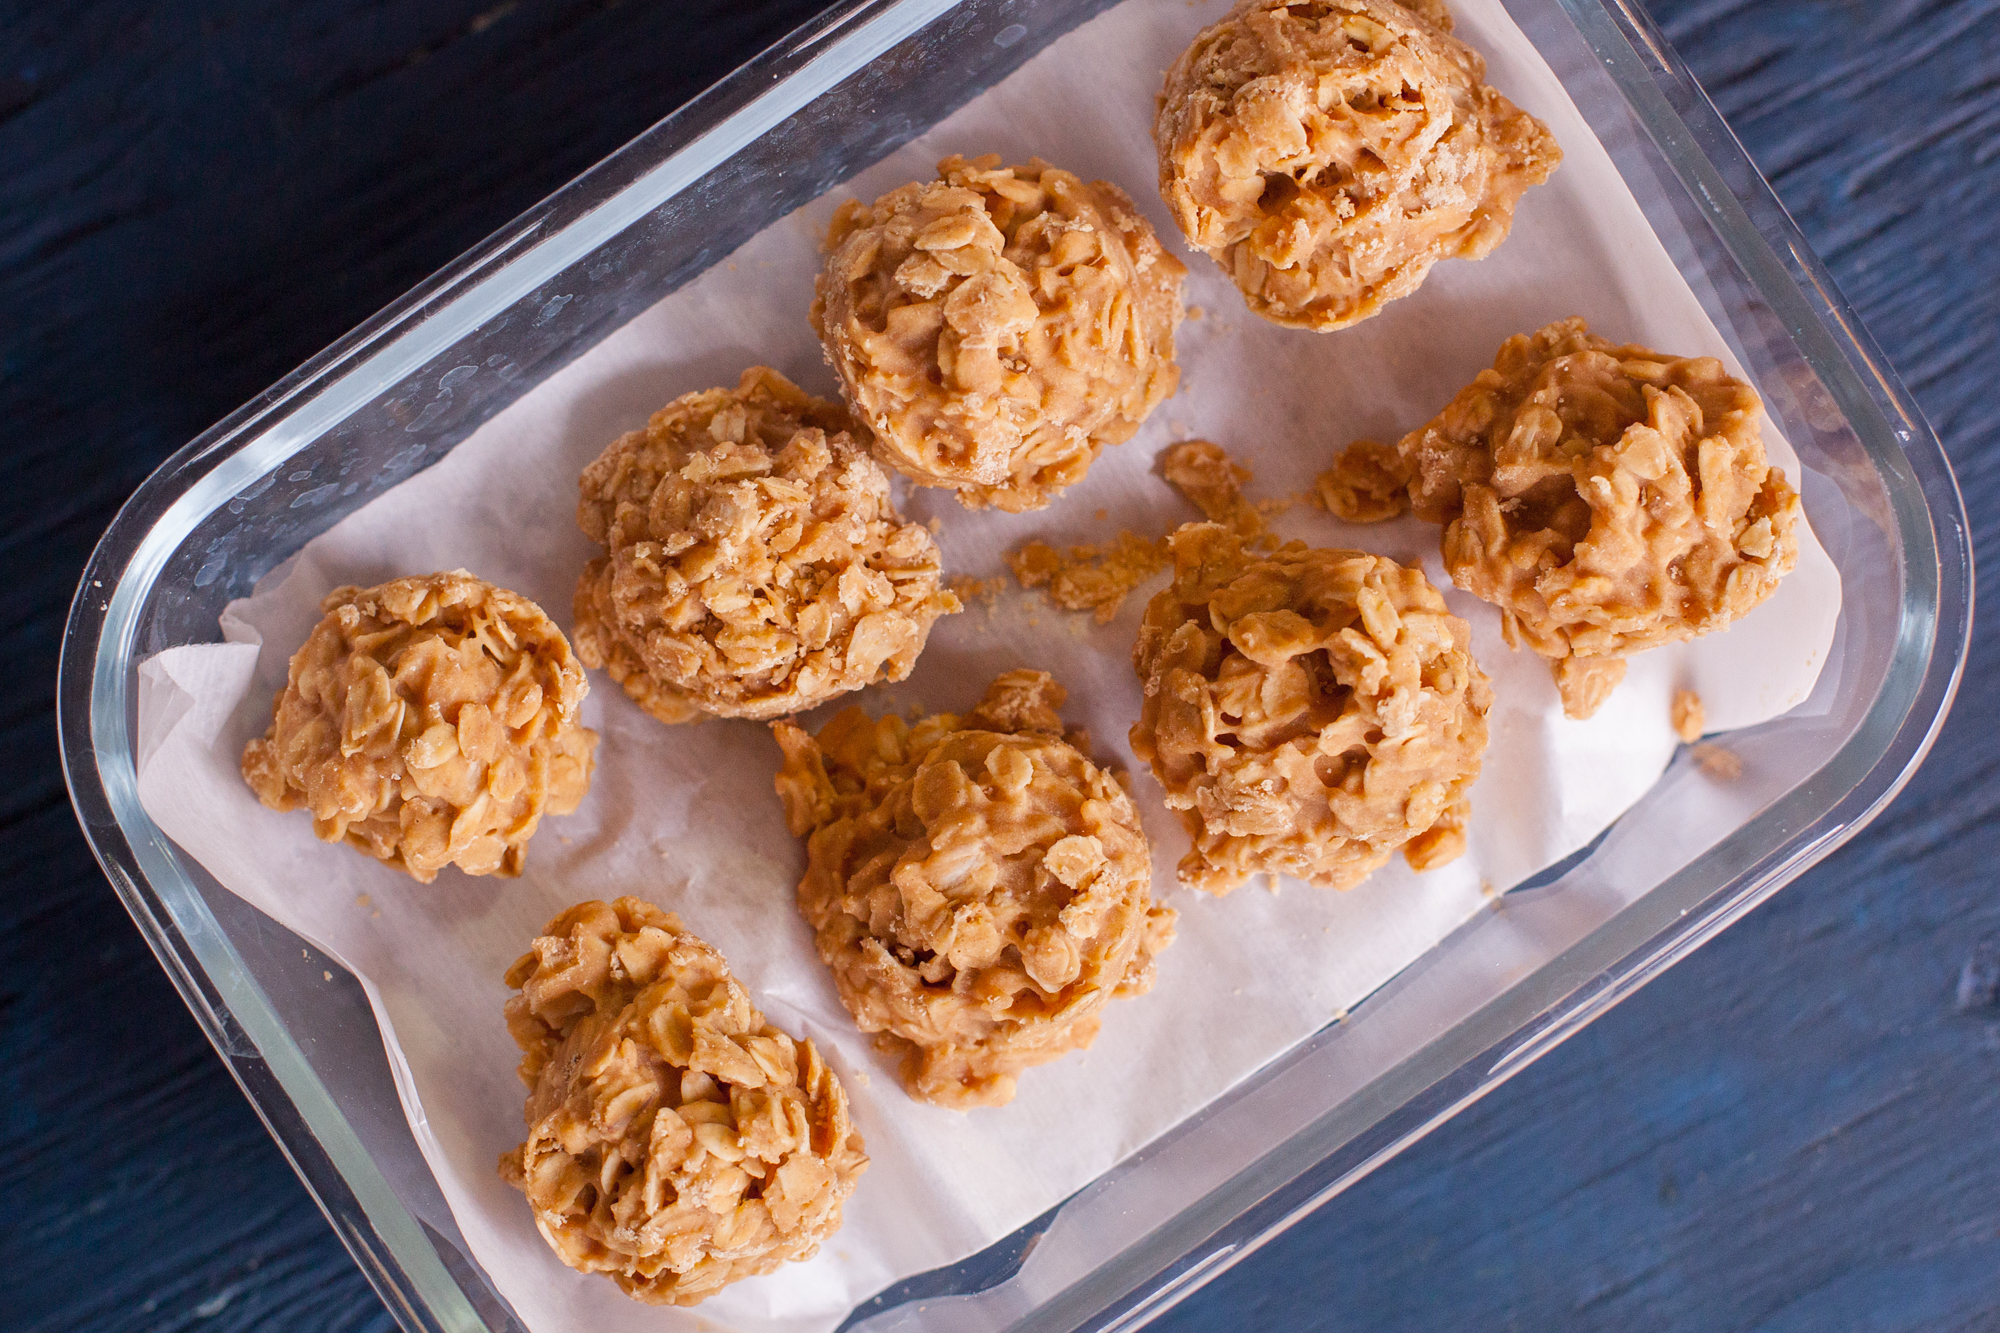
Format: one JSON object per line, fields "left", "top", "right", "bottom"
{"left": 4, "top": 1, "right": 1994, "bottom": 1329}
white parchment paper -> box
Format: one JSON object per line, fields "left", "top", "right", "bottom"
{"left": 134, "top": 0, "right": 1841, "bottom": 1328}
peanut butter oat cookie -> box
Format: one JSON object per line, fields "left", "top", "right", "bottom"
{"left": 772, "top": 670, "right": 1176, "bottom": 1109}
{"left": 813, "top": 155, "right": 1186, "bottom": 511}
{"left": 1155, "top": 0, "right": 1559, "bottom": 330}
{"left": 1004, "top": 438, "right": 1275, "bottom": 623}
{"left": 573, "top": 367, "right": 958, "bottom": 724}
{"left": 1366, "top": 317, "right": 1801, "bottom": 718}
{"left": 498, "top": 898, "right": 866, "bottom": 1306}
{"left": 241, "top": 570, "right": 596, "bottom": 883}
{"left": 1131, "top": 524, "right": 1490, "bottom": 894}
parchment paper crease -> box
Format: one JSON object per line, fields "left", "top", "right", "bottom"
{"left": 135, "top": 1, "right": 1841, "bottom": 1328}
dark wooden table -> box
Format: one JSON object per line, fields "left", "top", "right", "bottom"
{"left": 6, "top": 1, "right": 1995, "bottom": 1329}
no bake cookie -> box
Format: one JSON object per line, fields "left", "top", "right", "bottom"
{"left": 1328, "top": 317, "right": 1802, "bottom": 717}
{"left": 773, "top": 670, "right": 1175, "bottom": 1108}
{"left": 241, "top": 570, "right": 596, "bottom": 882}
{"left": 573, "top": 367, "right": 958, "bottom": 724}
{"left": 499, "top": 897, "right": 867, "bottom": 1306}
{"left": 1131, "top": 524, "right": 1490, "bottom": 893}
{"left": 813, "top": 155, "right": 1185, "bottom": 511}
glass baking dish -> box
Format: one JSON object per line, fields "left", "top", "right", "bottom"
{"left": 58, "top": 0, "right": 1971, "bottom": 1327}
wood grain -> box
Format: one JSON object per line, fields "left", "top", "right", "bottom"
{"left": 3, "top": 1, "right": 1993, "bottom": 1330}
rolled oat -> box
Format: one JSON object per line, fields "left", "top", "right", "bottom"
{"left": 1155, "top": 0, "right": 1559, "bottom": 329}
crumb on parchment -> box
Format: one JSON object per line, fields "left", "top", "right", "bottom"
{"left": 1008, "top": 531, "right": 1169, "bottom": 624}
{"left": 1004, "top": 438, "right": 1276, "bottom": 622}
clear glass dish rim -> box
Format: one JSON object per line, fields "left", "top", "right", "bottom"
{"left": 55, "top": 0, "right": 1973, "bottom": 1329}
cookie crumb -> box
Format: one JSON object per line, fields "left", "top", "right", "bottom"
{"left": 1672, "top": 689, "right": 1705, "bottom": 743}
{"left": 1162, "top": 438, "right": 1266, "bottom": 544}
{"left": 1318, "top": 438, "right": 1412, "bottom": 523}
{"left": 947, "top": 574, "right": 1004, "bottom": 614}
{"left": 1007, "top": 532, "right": 1169, "bottom": 623}
{"left": 1006, "top": 439, "right": 1275, "bottom": 621}
{"left": 1555, "top": 655, "right": 1628, "bottom": 720}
